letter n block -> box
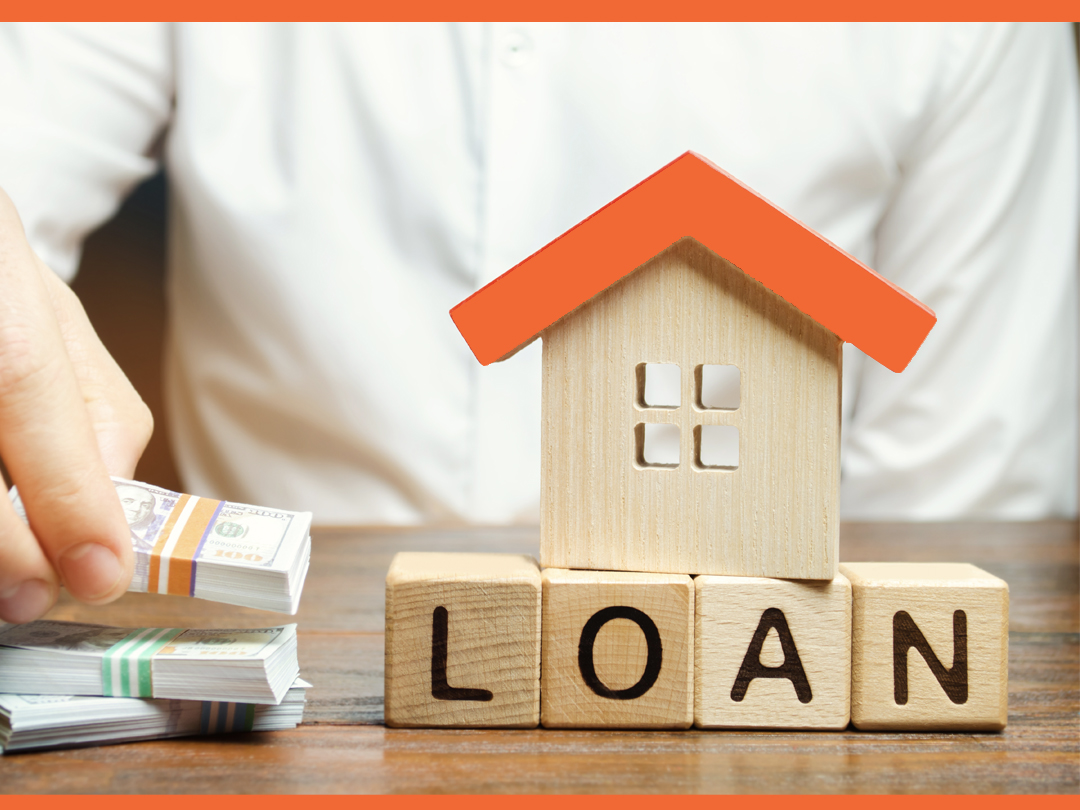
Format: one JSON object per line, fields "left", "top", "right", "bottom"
{"left": 384, "top": 552, "right": 541, "bottom": 728}
{"left": 694, "top": 574, "right": 851, "bottom": 729}
{"left": 540, "top": 569, "right": 693, "bottom": 729}
{"left": 841, "top": 562, "right": 1009, "bottom": 731}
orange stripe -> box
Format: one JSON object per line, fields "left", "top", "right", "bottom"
{"left": 13, "top": 1, "right": 1079, "bottom": 22}
{"left": 148, "top": 494, "right": 190, "bottom": 594}
{"left": 166, "top": 498, "right": 223, "bottom": 596}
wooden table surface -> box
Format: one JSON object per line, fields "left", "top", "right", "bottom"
{"left": 1, "top": 521, "right": 1076, "bottom": 794}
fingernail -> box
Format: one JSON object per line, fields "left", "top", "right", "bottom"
{"left": 0, "top": 579, "right": 54, "bottom": 623}
{"left": 58, "top": 543, "right": 124, "bottom": 601}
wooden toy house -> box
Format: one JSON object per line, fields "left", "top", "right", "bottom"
{"left": 451, "top": 152, "right": 936, "bottom": 581}
{"left": 389, "top": 154, "right": 1000, "bottom": 733}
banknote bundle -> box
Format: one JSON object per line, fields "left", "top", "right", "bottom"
{"left": 4, "top": 479, "right": 316, "bottom": 751}
{"left": 0, "top": 678, "right": 309, "bottom": 753}
{"left": 0, "top": 620, "right": 299, "bottom": 705}
{"left": 10, "top": 477, "right": 312, "bottom": 614}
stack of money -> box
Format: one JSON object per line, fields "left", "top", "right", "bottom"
{"left": 0, "top": 678, "right": 310, "bottom": 753}
{"left": 0, "top": 620, "right": 300, "bottom": 704}
{"left": 3, "top": 478, "right": 316, "bottom": 753}
{"left": 11, "top": 477, "right": 312, "bottom": 614}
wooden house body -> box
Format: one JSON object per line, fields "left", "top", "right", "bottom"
{"left": 542, "top": 237, "right": 841, "bottom": 578}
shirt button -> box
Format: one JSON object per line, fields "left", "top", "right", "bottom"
{"left": 500, "top": 30, "right": 533, "bottom": 68}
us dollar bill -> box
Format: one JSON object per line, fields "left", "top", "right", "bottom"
{"left": 9, "top": 478, "right": 312, "bottom": 613}
{"left": 0, "top": 619, "right": 300, "bottom": 704}
{"left": 0, "top": 620, "right": 290, "bottom": 661}
{"left": 0, "top": 677, "right": 311, "bottom": 754}
{"left": 109, "top": 478, "right": 309, "bottom": 591}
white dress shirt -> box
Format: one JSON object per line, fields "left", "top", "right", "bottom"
{"left": 1, "top": 22, "right": 1076, "bottom": 523}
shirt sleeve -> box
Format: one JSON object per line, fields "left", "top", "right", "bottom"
{"left": 0, "top": 22, "right": 173, "bottom": 280}
{"left": 841, "top": 22, "right": 1079, "bottom": 519}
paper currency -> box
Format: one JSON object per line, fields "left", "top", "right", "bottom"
{"left": 0, "top": 620, "right": 299, "bottom": 704}
{"left": 0, "top": 677, "right": 310, "bottom": 754}
{"left": 10, "top": 477, "right": 312, "bottom": 614}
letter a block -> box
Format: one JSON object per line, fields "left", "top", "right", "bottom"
{"left": 384, "top": 552, "right": 541, "bottom": 728}
{"left": 540, "top": 569, "right": 694, "bottom": 729}
{"left": 841, "top": 563, "right": 1009, "bottom": 731}
{"left": 694, "top": 574, "right": 851, "bottom": 729}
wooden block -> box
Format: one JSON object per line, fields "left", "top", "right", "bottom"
{"left": 695, "top": 573, "right": 851, "bottom": 729}
{"left": 540, "top": 568, "right": 693, "bottom": 729}
{"left": 384, "top": 552, "right": 541, "bottom": 728}
{"left": 540, "top": 237, "right": 841, "bottom": 580}
{"left": 841, "top": 562, "right": 1009, "bottom": 732}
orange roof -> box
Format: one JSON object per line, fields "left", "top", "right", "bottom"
{"left": 450, "top": 152, "right": 935, "bottom": 373}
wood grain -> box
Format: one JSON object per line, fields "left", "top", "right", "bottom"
{"left": 695, "top": 574, "right": 851, "bottom": 730}
{"left": 0, "top": 521, "right": 1075, "bottom": 793}
{"left": 842, "top": 563, "right": 1009, "bottom": 732}
{"left": 384, "top": 553, "right": 541, "bottom": 728}
{"left": 541, "top": 237, "right": 841, "bottom": 580}
{"left": 540, "top": 569, "right": 694, "bottom": 730}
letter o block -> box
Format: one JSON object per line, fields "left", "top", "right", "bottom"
{"left": 695, "top": 574, "right": 851, "bottom": 729}
{"left": 841, "top": 562, "right": 1009, "bottom": 732}
{"left": 540, "top": 569, "right": 694, "bottom": 729}
{"left": 384, "top": 552, "right": 541, "bottom": 728}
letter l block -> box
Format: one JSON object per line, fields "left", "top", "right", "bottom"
{"left": 541, "top": 569, "right": 694, "bottom": 729}
{"left": 385, "top": 552, "right": 541, "bottom": 728}
{"left": 841, "top": 562, "right": 1008, "bottom": 731}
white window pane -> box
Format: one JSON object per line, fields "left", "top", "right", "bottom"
{"left": 642, "top": 423, "right": 680, "bottom": 467}
{"left": 642, "top": 363, "right": 680, "bottom": 408}
{"left": 700, "top": 365, "right": 740, "bottom": 410}
{"left": 699, "top": 425, "right": 739, "bottom": 469}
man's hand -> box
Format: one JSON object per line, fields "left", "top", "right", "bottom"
{"left": 0, "top": 186, "right": 153, "bottom": 623}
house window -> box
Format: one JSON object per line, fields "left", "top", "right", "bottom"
{"left": 636, "top": 423, "right": 680, "bottom": 468}
{"left": 697, "top": 365, "right": 740, "bottom": 410}
{"left": 636, "top": 363, "right": 680, "bottom": 408}
{"left": 634, "top": 362, "right": 740, "bottom": 472}
{"left": 696, "top": 425, "right": 739, "bottom": 469}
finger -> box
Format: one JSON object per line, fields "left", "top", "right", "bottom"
{"left": 0, "top": 482, "right": 60, "bottom": 623}
{"left": 0, "top": 189, "right": 133, "bottom": 604}
{"left": 35, "top": 253, "right": 154, "bottom": 478}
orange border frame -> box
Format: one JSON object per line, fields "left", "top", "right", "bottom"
{"left": 6, "top": 794, "right": 1080, "bottom": 806}
{"left": 451, "top": 152, "right": 936, "bottom": 372}
{"left": 9, "top": 4, "right": 1080, "bottom": 19}
{"left": 1, "top": 15, "right": 1073, "bottom": 805}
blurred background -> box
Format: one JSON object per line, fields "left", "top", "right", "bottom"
{"left": 71, "top": 171, "right": 179, "bottom": 491}
{"left": 71, "top": 25, "right": 1080, "bottom": 499}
